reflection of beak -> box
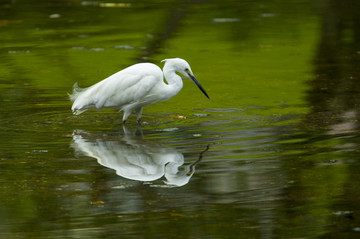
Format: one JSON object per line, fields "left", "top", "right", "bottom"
{"left": 188, "top": 73, "right": 210, "bottom": 99}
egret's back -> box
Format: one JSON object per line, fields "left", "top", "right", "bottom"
{"left": 70, "top": 63, "right": 163, "bottom": 115}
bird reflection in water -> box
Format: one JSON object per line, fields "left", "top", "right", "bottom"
{"left": 71, "top": 126, "right": 209, "bottom": 187}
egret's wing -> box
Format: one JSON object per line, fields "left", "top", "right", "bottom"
{"left": 71, "top": 64, "right": 161, "bottom": 113}
{"left": 96, "top": 73, "right": 158, "bottom": 109}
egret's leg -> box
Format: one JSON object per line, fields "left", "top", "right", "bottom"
{"left": 136, "top": 107, "right": 143, "bottom": 125}
{"left": 122, "top": 111, "right": 131, "bottom": 124}
{"left": 122, "top": 124, "right": 131, "bottom": 135}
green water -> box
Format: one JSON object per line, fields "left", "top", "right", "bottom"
{"left": 1, "top": 0, "right": 360, "bottom": 238}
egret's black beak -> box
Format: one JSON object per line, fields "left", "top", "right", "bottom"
{"left": 188, "top": 73, "right": 210, "bottom": 99}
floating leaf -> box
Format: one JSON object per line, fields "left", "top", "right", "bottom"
{"left": 99, "top": 3, "right": 131, "bottom": 8}
{"left": 49, "top": 13, "right": 61, "bottom": 19}
{"left": 170, "top": 115, "right": 186, "bottom": 119}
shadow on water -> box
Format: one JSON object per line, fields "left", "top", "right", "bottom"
{"left": 71, "top": 126, "right": 209, "bottom": 187}
{"left": 306, "top": 0, "right": 360, "bottom": 131}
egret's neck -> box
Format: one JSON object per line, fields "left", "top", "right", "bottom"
{"left": 162, "top": 66, "right": 183, "bottom": 98}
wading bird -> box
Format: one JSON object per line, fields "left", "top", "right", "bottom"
{"left": 69, "top": 58, "right": 209, "bottom": 124}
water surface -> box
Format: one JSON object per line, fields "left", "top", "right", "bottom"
{"left": 1, "top": 0, "right": 360, "bottom": 238}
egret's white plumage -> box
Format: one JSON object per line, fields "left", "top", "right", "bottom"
{"left": 70, "top": 58, "right": 209, "bottom": 124}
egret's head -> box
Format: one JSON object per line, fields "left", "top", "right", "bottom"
{"left": 161, "top": 58, "right": 209, "bottom": 99}
{"left": 161, "top": 58, "right": 192, "bottom": 76}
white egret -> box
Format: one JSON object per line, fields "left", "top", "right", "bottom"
{"left": 69, "top": 58, "right": 209, "bottom": 124}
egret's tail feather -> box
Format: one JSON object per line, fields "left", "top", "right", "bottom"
{"left": 73, "top": 108, "right": 87, "bottom": 115}
{"left": 69, "top": 83, "right": 90, "bottom": 115}
{"left": 69, "top": 82, "right": 84, "bottom": 102}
